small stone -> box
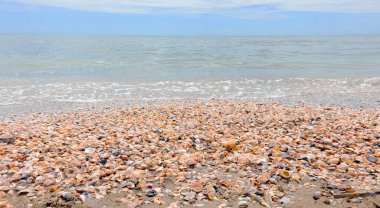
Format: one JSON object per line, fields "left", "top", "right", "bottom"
{"left": 313, "top": 191, "right": 321, "bottom": 200}
{"left": 374, "top": 134, "right": 380, "bottom": 139}
{"left": 238, "top": 201, "right": 248, "bottom": 208}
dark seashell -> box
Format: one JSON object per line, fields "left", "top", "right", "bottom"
{"left": 19, "top": 173, "right": 31, "bottom": 180}
{"left": 0, "top": 138, "right": 16, "bottom": 144}
{"left": 367, "top": 155, "right": 378, "bottom": 163}
{"left": 99, "top": 158, "right": 108, "bottom": 165}
{"left": 146, "top": 190, "right": 157, "bottom": 197}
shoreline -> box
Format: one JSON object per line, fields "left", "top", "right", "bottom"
{"left": 1, "top": 91, "right": 380, "bottom": 120}
{"left": 1, "top": 100, "right": 380, "bottom": 207}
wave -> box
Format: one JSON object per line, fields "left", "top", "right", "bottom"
{"left": 0, "top": 77, "right": 379, "bottom": 106}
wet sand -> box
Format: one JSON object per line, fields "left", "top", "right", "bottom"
{"left": 1, "top": 100, "right": 380, "bottom": 208}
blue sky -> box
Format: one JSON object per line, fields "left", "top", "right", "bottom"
{"left": 1, "top": 0, "right": 380, "bottom": 35}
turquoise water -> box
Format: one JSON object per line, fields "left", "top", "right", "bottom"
{"left": 0, "top": 35, "right": 380, "bottom": 105}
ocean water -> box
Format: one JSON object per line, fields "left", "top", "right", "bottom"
{"left": 0, "top": 34, "right": 380, "bottom": 106}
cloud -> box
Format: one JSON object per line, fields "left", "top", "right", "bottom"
{"left": 7, "top": 0, "right": 380, "bottom": 15}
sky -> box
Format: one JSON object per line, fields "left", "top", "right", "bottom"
{"left": 1, "top": 0, "right": 380, "bottom": 35}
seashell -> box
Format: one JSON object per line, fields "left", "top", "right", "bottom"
{"left": 279, "top": 170, "right": 290, "bottom": 179}
{"left": 43, "top": 178, "right": 55, "bottom": 187}
{"left": 207, "top": 193, "right": 217, "bottom": 201}
{"left": 0, "top": 200, "right": 11, "bottom": 208}
{"left": 146, "top": 190, "right": 157, "bottom": 197}
{"left": 17, "top": 188, "right": 34, "bottom": 196}
{"left": 257, "top": 173, "right": 270, "bottom": 184}
{"left": 184, "top": 191, "right": 196, "bottom": 201}
{"left": 105, "top": 169, "right": 115, "bottom": 175}
{"left": 0, "top": 187, "right": 10, "bottom": 192}
{"left": 153, "top": 198, "right": 165, "bottom": 205}
{"left": 291, "top": 174, "right": 301, "bottom": 183}
{"left": 225, "top": 140, "right": 237, "bottom": 151}
{"left": 49, "top": 186, "right": 60, "bottom": 192}
{"left": 191, "top": 181, "right": 203, "bottom": 193}
{"left": 186, "top": 158, "right": 197, "bottom": 167}
{"left": 61, "top": 192, "right": 75, "bottom": 201}
{"left": 327, "top": 158, "right": 340, "bottom": 165}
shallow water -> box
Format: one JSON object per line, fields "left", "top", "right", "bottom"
{"left": 0, "top": 35, "right": 380, "bottom": 106}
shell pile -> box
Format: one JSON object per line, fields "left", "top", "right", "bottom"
{"left": 0, "top": 101, "right": 379, "bottom": 207}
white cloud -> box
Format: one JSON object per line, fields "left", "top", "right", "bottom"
{"left": 8, "top": 0, "right": 380, "bottom": 14}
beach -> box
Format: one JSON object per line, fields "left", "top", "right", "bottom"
{"left": 1, "top": 100, "right": 380, "bottom": 208}
{"left": 1, "top": 35, "right": 380, "bottom": 207}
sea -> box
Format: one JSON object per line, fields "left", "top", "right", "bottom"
{"left": 0, "top": 34, "right": 380, "bottom": 110}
